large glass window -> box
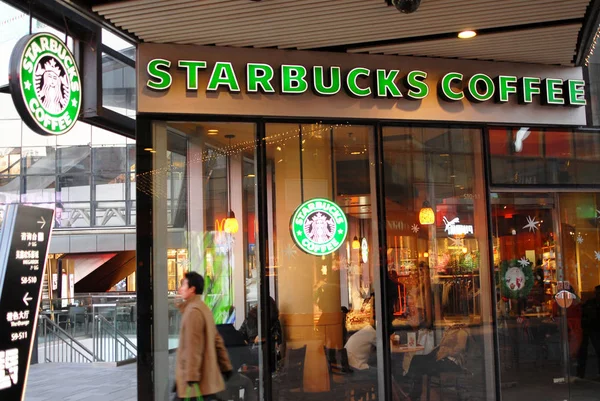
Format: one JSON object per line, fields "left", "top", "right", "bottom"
{"left": 489, "top": 128, "right": 600, "bottom": 186}
{"left": 381, "top": 126, "right": 496, "bottom": 401}
{"left": 266, "top": 123, "right": 381, "bottom": 400}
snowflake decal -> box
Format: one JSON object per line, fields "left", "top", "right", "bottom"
{"left": 517, "top": 257, "right": 530, "bottom": 267}
{"left": 411, "top": 224, "right": 420, "bottom": 234}
{"left": 595, "top": 251, "right": 600, "bottom": 262}
{"left": 523, "top": 216, "right": 540, "bottom": 232}
{"left": 449, "top": 237, "right": 464, "bottom": 247}
{"left": 283, "top": 243, "right": 298, "bottom": 259}
{"left": 576, "top": 233, "right": 584, "bottom": 244}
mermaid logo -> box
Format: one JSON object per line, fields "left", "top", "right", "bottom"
{"left": 290, "top": 198, "right": 347, "bottom": 256}
{"left": 9, "top": 32, "right": 81, "bottom": 136}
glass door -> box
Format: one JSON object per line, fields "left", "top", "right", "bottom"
{"left": 492, "top": 192, "right": 600, "bottom": 401}
{"left": 491, "top": 193, "right": 570, "bottom": 401}
{"left": 557, "top": 193, "right": 600, "bottom": 401}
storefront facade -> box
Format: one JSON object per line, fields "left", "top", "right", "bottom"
{"left": 134, "top": 43, "right": 600, "bottom": 401}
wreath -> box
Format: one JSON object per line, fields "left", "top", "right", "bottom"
{"left": 500, "top": 259, "right": 534, "bottom": 299}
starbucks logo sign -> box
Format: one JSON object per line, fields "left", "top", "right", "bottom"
{"left": 9, "top": 33, "right": 81, "bottom": 136}
{"left": 290, "top": 198, "right": 347, "bottom": 256}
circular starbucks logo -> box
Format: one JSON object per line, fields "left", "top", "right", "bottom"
{"left": 290, "top": 198, "right": 347, "bottom": 256}
{"left": 9, "top": 33, "right": 81, "bottom": 136}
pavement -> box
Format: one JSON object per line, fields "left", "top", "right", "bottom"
{"left": 24, "top": 362, "right": 137, "bottom": 401}
{"left": 22, "top": 361, "right": 600, "bottom": 401}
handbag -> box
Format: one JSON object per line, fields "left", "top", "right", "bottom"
{"left": 184, "top": 383, "right": 204, "bottom": 401}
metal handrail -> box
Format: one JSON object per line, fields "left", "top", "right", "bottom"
{"left": 39, "top": 315, "right": 95, "bottom": 363}
{"left": 93, "top": 314, "right": 137, "bottom": 363}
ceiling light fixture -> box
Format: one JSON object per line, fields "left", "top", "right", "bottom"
{"left": 458, "top": 30, "right": 477, "bottom": 39}
{"left": 207, "top": 129, "right": 219, "bottom": 135}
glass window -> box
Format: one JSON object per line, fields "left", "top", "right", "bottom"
{"left": 102, "top": 28, "right": 135, "bottom": 60}
{"left": 92, "top": 126, "right": 128, "bottom": 146}
{"left": 58, "top": 174, "right": 90, "bottom": 202}
{"left": 102, "top": 52, "right": 136, "bottom": 118}
{"left": 381, "top": 126, "right": 495, "bottom": 401}
{"left": 489, "top": 128, "right": 600, "bottom": 186}
{"left": 95, "top": 173, "right": 126, "bottom": 201}
{"left": 59, "top": 202, "right": 91, "bottom": 228}
{"left": 58, "top": 146, "right": 91, "bottom": 173}
{"left": 93, "top": 146, "right": 127, "bottom": 173}
{"left": 21, "top": 175, "right": 55, "bottom": 204}
{"left": 266, "top": 123, "right": 381, "bottom": 400}
{"left": 96, "top": 201, "right": 127, "bottom": 226}
{"left": 56, "top": 123, "right": 91, "bottom": 146}
{"left": 0, "top": 176, "right": 20, "bottom": 203}
{"left": 22, "top": 146, "right": 55, "bottom": 175}
{"left": 22, "top": 123, "right": 56, "bottom": 148}
{"left": 0, "top": 147, "right": 22, "bottom": 175}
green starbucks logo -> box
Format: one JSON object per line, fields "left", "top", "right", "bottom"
{"left": 290, "top": 198, "right": 347, "bottom": 256}
{"left": 9, "top": 33, "right": 81, "bottom": 136}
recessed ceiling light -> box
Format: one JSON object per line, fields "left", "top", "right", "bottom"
{"left": 144, "top": 148, "right": 156, "bottom": 153}
{"left": 246, "top": 174, "right": 256, "bottom": 178}
{"left": 350, "top": 151, "right": 361, "bottom": 155}
{"left": 207, "top": 129, "right": 219, "bottom": 135}
{"left": 458, "top": 30, "right": 477, "bottom": 39}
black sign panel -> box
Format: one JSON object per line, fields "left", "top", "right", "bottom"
{"left": 0, "top": 205, "right": 53, "bottom": 401}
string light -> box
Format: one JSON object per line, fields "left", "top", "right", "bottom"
{"left": 585, "top": 24, "right": 600, "bottom": 66}
{"left": 135, "top": 123, "right": 352, "bottom": 199}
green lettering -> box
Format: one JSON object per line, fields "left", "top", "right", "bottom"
{"left": 147, "top": 59, "right": 172, "bottom": 90}
{"left": 376, "top": 69, "right": 402, "bottom": 98}
{"left": 207, "top": 62, "right": 240, "bottom": 92}
{"left": 405, "top": 70, "right": 429, "bottom": 100}
{"left": 439, "top": 72, "right": 464, "bottom": 101}
{"left": 178, "top": 60, "right": 207, "bottom": 90}
{"left": 281, "top": 65, "right": 308, "bottom": 93}
{"left": 346, "top": 67, "right": 371, "bottom": 97}
{"left": 497, "top": 75, "right": 518, "bottom": 103}
{"left": 467, "top": 73, "right": 494, "bottom": 102}
{"left": 247, "top": 63, "right": 275, "bottom": 93}
{"left": 567, "top": 79, "right": 586, "bottom": 106}
{"left": 313, "top": 66, "right": 341, "bottom": 95}
{"left": 543, "top": 78, "right": 564, "bottom": 105}
{"left": 519, "top": 77, "right": 541, "bottom": 104}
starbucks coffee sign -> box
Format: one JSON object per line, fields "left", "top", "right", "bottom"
{"left": 9, "top": 33, "right": 81, "bottom": 136}
{"left": 290, "top": 198, "right": 348, "bottom": 256}
{"left": 146, "top": 58, "right": 587, "bottom": 107}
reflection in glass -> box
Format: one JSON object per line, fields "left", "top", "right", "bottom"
{"left": 95, "top": 201, "right": 127, "bottom": 226}
{"left": 382, "top": 126, "right": 495, "bottom": 401}
{"left": 266, "top": 123, "right": 380, "bottom": 400}
{"left": 102, "top": 52, "right": 136, "bottom": 118}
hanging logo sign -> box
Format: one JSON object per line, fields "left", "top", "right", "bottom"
{"left": 361, "top": 237, "right": 369, "bottom": 263}
{"left": 290, "top": 198, "right": 348, "bottom": 256}
{"left": 9, "top": 33, "right": 81, "bottom": 136}
{"left": 443, "top": 216, "right": 474, "bottom": 236}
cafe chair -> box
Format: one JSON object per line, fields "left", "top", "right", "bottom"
{"left": 323, "top": 346, "right": 377, "bottom": 401}
{"left": 273, "top": 344, "right": 307, "bottom": 401}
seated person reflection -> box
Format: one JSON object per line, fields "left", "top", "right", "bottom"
{"left": 344, "top": 321, "right": 377, "bottom": 371}
{"left": 406, "top": 325, "right": 469, "bottom": 401}
{"left": 239, "top": 297, "right": 282, "bottom": 371}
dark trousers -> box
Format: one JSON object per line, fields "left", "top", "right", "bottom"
{"left": 577, "top": 331, "right": 600, "bottom": 378}
{"left": 407, "top": 353, "right": 461, "bottom": 399}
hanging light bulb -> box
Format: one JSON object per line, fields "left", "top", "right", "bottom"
{"left": 224, "top": 210, "right": 239, "bottom": 234}
{"left": 419, "top": 201, "right": 435, "bottom": 225}
{"left": 352, "top": 236, "right": 360, "bottom": 249}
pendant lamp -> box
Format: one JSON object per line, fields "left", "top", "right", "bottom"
{"left": 352, "top": 236, "right": 360, "bottom": 249}
{"left": 224, "top": 134, "right": 239, "bottom": 234}
{"left": 419, "top": 200, "right": 435, "bottom": 225}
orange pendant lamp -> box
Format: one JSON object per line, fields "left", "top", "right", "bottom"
{"left": 419, "top": 201, "right": 435, "bottom": 225}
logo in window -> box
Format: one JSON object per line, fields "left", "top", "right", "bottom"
{"left": 290, "top": 198, "right": 347, "bottom": 256}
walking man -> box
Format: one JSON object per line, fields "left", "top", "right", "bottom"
{"left": 174, "top": 272, "right": 232, "bottom": 401}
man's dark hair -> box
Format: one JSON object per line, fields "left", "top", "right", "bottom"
{"left": 184, "top": 271, "right": 205, "bottom": 295}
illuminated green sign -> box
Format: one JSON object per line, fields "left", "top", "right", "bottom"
{"left": 9, "top": 33, "right": 81, "bottom": 136}
{"left": 146, "top": 58, "right": 586, "bottom": 107}
{"left": 290, "top": 198, "right": 348, "bottom": 256}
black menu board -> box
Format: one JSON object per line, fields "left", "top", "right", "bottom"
{"left": 0, "top": 205, "right": 53, "bottom": 401}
